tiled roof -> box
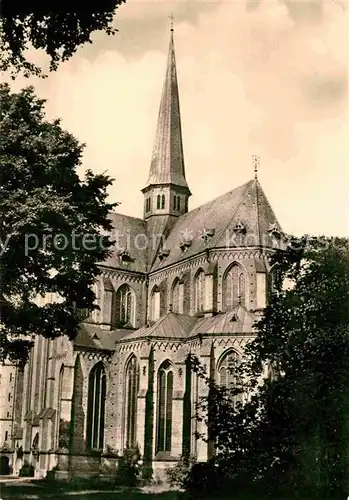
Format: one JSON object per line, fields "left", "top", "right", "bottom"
{"left": 74, "top": 323, "right": 131, "bottom": 351}
{"left": 145, "top": 215, "right": 176, "bottom": 271}
{"left": 122, "top": 313, "right": 198, "bottom": 341}
{"left": 151, "top": 179, "right": 285, "bottom": 271}
{"left": 189, "top": 306, "right": 258, "bottom": 337}
{"left": 144, "top": 32, "right": 190, "bottom": 191}
{"left": 99, "top": 211, "right": 148, "bottom": 273}
{"left": 75, "top": 308, "right": 258, "bottom": 349}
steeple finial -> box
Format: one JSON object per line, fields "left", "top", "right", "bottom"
{"left": 252, "top": 155, "right": 260, "bottom": 180}
{"left": 169, "top": 13, "right": 175, "bottom": 32}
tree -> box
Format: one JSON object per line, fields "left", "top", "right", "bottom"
{"left": 0, "top": 83, "right": 117, "bottom": 365}
{"left": 190, "top": 237, "right": 349, "bottom": 499}
{"left": 0, "top": 1, "right": 126, "bottom": 78}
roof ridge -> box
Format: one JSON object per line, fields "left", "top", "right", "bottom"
{"left": 109, "top": 211, "right": 146, "bottom": 223}
{"left": 214, "top": 180, "right": 254, "bottom": 247}
{"left": 254, "top": 179, "right": 262, "bottom": 246}
{"left": 175, "top": 179, "right": 253, "bottom": 223}
{"left": 255, "top": 179, "right": 283, "bottom": 232}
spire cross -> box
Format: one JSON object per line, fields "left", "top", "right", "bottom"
{"left": 169, "top": 13, "right": 175, "bottom": 32}
{"left": 252, "top": 155, "right": 260, "bottom": 179}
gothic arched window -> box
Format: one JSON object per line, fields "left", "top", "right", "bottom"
{"left": 161, "top": 194, "right": 165, "bottom": 209}
{"left": 171, "top": 279, "right": 182, "bottom": 314}
{"left": 173, "top": 195, "right": 177, "bottom": 210}
{"left": 177, "top": 196, "right": 181, "bottom": 211}
{"left": 56, "top": 365, "right": 64, "bottom": 448}
{"left": 194, "top": 269, "right": 205, "bottom": 314}
{"left": 217, "top": 350, "right": 241, "bottom": 407}
{"left": 151, "top": 286, "right": 161, "bottom": 321}
{"left": 124, "top": 355, "right": 140, "bottom": 448}
{"left": 91, "top": 283, "right": 100, "bottom": 323}
{"left": 157, "top": 194, "right": 161, "bottom": 209}
{"left": 86, "top": 362, "right": 106, "bottom": 450}
{"left": 224, "top": 263, "right": 246, "bottom": 309}
{"left": 115, "top": 284, "right": 134, "bottom": 327}
{"left": 156, "top": 360, "right": 173, "bottom": 453}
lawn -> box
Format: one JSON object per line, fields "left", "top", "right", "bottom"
{"left": 0, "top": 480, "right": 183, "bottom": 500}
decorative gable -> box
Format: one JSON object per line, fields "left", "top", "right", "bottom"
{"left": 119, "top": 248, "right": 134, "bottom": 264}
{"left": 268, "top": 222, "right": 282, "bottom": 239}
{"left": 179, "top": 239, "right": 192, "bottom": 252}
{"left": 158, "top": 248, "right": 171, "bottom": 260}
{"left": 233, "top": 221, "right": 246, "bottom": 234}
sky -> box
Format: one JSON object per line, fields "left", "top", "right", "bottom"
{"left": 7, "top": 0, "right": 349, "bottom": 237}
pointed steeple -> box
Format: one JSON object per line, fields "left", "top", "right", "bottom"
{"left": 143, "top": 29, "right": 190, "bottom": 192}
{"left": 142, "top": 26, "right": 191, "bottom": 269}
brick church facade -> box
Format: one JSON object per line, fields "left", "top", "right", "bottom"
{"left": 0, "top": 30, "right": 285, "bottom": 480}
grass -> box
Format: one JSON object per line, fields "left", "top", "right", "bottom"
{"left": 0, "top": 479, "right": 183, "bottom": 500}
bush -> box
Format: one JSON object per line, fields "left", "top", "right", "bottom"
{"left": 19, "top": 461, "right": 34, "bottom": 477}
{"left": 117, "top": 445, "right": 141, "bottom": 486}
{"left": 185, "top": 461, "right": 222, "bottom": 498}
{"left": 166, "top": 455, "right": 196, "bottom": 489}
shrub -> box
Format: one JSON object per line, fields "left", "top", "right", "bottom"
{"left": 166, "top": 454, "right": 196, "bottom": 489}
{"left": 117, "top": 444, "right": 141, "bottom": 486}
{"left": 185, "top": 461, "right": 221, "bottom": 498}
{"left": 19, "top": 461, "right": 34, "bottom": 477}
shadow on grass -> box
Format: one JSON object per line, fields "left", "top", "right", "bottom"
{"left": 0, "top": 479, "right": 184, "bottom": 500}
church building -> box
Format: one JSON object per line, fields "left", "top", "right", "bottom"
{"left": 0, "top": 29, "right": 285, "bottom": 480}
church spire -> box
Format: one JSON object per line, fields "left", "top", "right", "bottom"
{"left": 143, "top": 27, "right": 190, "bottom": 193}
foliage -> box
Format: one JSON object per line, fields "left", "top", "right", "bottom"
{"left": 0, "top": 1, "right": 126, "bottom": 78}
{"left": 188, "top": 237, "right": 349, "bottom": 499}
{"left": 117, "top": 445, "right": 141, "bottom": 486}
{"left": 165, "top": 454, "right": 196, "bottom": 489}
{"left": 0, "top": 83, "right": 117, "bottom": 365}
{"left": 19, "top": 461, "right": 34, "bottom": 477}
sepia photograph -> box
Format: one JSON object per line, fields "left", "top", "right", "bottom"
{"left": 0, "top": 1, "right": 348, "bottom": 499}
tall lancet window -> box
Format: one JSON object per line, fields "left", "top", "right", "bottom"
{"left": 156, "top": 360, "right": 173, "bottom": 453}
{"left": 224, "top": 263, "right": 246, "bottom": 309}
{"left": 56, "top": 365, "right": 64, "bottom": 447}
{"left": 151, "top": 286, "right": 161, "bottom": 321}
{"left": 92, "top": 283, "right": 100, "bottom": 323}
{"left": 157, "top": 194, "right": 161, "bottom": 209}
{"left": 115, "top": 284, "right": 134, "bottom": 327}
{"left": 171, "top": 278, "right": 182, "bottom": 314}
{"left": 124, "top": 355, "right": 140, "bottom": 448}
{"left": 86, "top": 362, "right": 106, "bottom": 450}
{"left": 161, "top": 194, "right": 165, "bottom": 209}
{"left": 217, "top": 350, "right": 241, "bottom": 408}
{"left": 194, "top": 269, "right": 205, "bottom": 314}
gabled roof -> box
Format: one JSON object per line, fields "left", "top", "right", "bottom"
{"left": 143, "top": 31, "right": 190, "bottom": 192}
{"left": 189, "top": 306, "right": 258, "bottom": 337}
{"left": 99, "top": 211, "right": 148, "bottom": 273}
{"left": 74, "top": 323, "right": 131, "bottom": 351}
{"left": 122, "top": 312, "right": 198, "bottom": 341}
{"left": 151, "top": 178, "right": 284, "bottom": 271}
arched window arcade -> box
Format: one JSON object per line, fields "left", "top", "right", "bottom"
{"left": 217, "top": 350, "right": 241, "bottom": 408}
{"left": 156, "top": 360, "right": 173, "bottom": 453}
{"left": 86, "top": 362, "right": 106, "bottom": 450}
{"left": 194, "top": 269, "right": 205, "bottom": 314}
{"left": 151, "top": 285, "right": 161, "bottom": 321}
{"left": 124, "top": 355, "right": 140, "bottom": 448}
{"left": 115, "top": 284, "right": 134, "bottom": 327}
{"left": 223, "top": 263, "right": 246, "bottom": 309}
